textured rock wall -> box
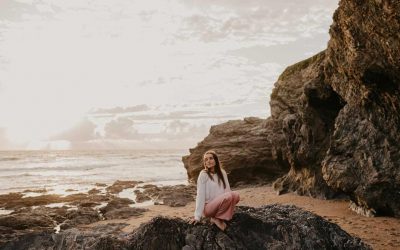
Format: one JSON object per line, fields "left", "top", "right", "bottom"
{"left": 273, "top": 0, "right": 400, "bottom": 216}
{"left": 271, "top": 51, "right": 345, "bottom": 199}
{"left": 322, "top": 0, "right": 400, "bottom": 216}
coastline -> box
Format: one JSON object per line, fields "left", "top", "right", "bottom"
{"left": 1, "top": 181, "right": 399, "bottom": 249}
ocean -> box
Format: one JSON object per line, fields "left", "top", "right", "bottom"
{"left": 0, "top": 150, "right": 189, "bottom": 195}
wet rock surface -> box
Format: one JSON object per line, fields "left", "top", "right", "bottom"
{"left": 0, "top": 180, "right": 160, "bottom": 246}
{"left": 1, "top": 205, "right": 371, "bottom": 250}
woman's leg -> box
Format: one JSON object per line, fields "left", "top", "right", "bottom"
{"left": 204, "top": 191, "right": 240, "bottom": 221}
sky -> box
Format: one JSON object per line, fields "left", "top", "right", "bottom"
{"left": 0, "top": 0, "right": 339, "bottom": 150}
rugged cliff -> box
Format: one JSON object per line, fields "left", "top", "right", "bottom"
{"left": 183, "top": 0, "right": 400, "bottom": 217}
{"left": 274, "top": 0, "right": 400, "bottom": 217}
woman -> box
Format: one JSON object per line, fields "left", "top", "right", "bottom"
{"left": 188, "top": 150, "right": 240, "bottom": 231}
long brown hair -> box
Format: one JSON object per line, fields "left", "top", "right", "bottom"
{"left": 203, "top": 150, "right": 226, "bottom": 189}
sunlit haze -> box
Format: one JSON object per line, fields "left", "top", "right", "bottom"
{"left": 0, "top": 0, "right": 339, "bottom": 150}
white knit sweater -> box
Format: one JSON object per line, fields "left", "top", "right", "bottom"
{"left": 194, "top": 169, "right": 231, "bottom": 220}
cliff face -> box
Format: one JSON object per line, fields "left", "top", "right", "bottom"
{"left": 273, "top": 0, "right": 400, "bottom": 216}
{"left": 271, "top": 51, "right": 345, "bottom": 199}
{"left": 183, "top": 0, "right": 400, "bottom": 217}
{"left": 322, "top": 0, "right": 400, "bottom": 216}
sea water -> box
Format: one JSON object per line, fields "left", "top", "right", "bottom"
{"left": 0, "top": 150, "right": 188, "bottom": 195}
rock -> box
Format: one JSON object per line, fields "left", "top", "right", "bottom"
{"left": 106, "top": 180, "right": 142, "bottom": 194}
{"left": 103, "top": 207, "right": 147, "bottom": 220}
{"left": 0, "top": 223, "right": 129, "bottom": 250}
{"left": 0, "top": 193, "right": 63, "bottom": 209}
{"left": 99, "top": 197, "right": 134, "bottom": 215}
{"left": 134, "top": 190, "right": 152, "bottom": 203}
{"left": 88, "top": 188, "right": 101, "bottom": 195}
{"left": 0, "top": 213, "right": 55, "bottom": 230}
{"left": 321, "top": 0, "right": 400, "bottom": 217}
{"left": 270, "top": 0, "right": 400, "bottom": 216}
{"left": 98, "top": 197, "right": 147, "bottom": 219}
{"left": 129, "top": 204, "right": 370, "bottom": 250}
{"left": 141, "top": 184, "right": 196, "bottom": 207}
{"left": 0, "top": 205, "right": 371, "bottom": 250}
{"left": 271, "top": 51, "right": 344, "bottom": 199}
{"left": 182, "top": 117, "right": 289, "bottom": 186}
{"left": 65, "top": 207, "right": 101, "bottom": 226}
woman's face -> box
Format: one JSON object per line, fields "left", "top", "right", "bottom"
{"left": 204, "top": 153, "right": 216, "bottom": 170}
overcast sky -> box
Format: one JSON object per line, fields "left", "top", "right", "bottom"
{"left": 0, "top": 0, "right": 339, "bottom": 150}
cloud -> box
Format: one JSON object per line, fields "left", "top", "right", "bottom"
{"left": 90, "top": 104, "right": 150, "bottom": 114}
{"left": 161, "top": 120, "right": 208, "bottom": 139}
{"left": 176, "top": 0, "right": 338, "bottom": 44}
{"left": 226, "top": 33, "right": 330, "bottom": 65}
{"left": 50, "top": 118, "right": 97, "bottom": 142}
{"left": 104, "top": 117, "right": 141, "bottom": 140}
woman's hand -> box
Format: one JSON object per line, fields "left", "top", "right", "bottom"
{"left": 187, "top": 217, "right": 200, "bottom": 225}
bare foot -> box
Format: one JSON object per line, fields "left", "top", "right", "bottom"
{"left": 210, "top": 217, "right": 227, "bottom": 231}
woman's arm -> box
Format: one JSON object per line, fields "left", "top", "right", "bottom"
{"left": 194, "top": 171, "right": 207, "bottom": 221}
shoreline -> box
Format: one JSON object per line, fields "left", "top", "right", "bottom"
{"left": 1, "top": 182, "right": 399, "bottom": 249}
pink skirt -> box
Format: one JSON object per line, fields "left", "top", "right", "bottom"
{"left": 203, "top": 191, "right": 240, "bottom": 221}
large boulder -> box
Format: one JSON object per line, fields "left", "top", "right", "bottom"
{"left": 129, "top": 205, "right": 370, "bottom": 249}
{"left": 182, "top": 117, "right": 288, "bottom": 186}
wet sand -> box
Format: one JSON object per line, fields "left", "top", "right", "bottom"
{"left": 87, "top": 185, "right": 400, "bottom": 250}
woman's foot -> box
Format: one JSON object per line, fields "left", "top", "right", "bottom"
{"left": 210, "top": 217, "right": 227, "bottom": 231}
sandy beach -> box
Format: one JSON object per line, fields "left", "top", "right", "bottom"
{"left": 87, "top": 185, "right": 400, "bottom": 250}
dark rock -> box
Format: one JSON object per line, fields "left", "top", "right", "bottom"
{"left": 128, "top": 204, "right": 370, "bottom": 250}
{"left": 106, "top": 180, "right": 142, "bottom": 194}
{"left": 0, "top": 213, "right": 55, "bottom": 230}
{"left": 99, "top": 197, "right": 134, "bottom": 215}
{"left": 0, "top": 223, "right": 129, "bottom": 250}
{"left": 182, "top": 117, "right": 289, "bottom": 187}
{"left": 134, "top": 190, "right": 152, "bottom": 203}
{"left": 65, "top": 207, "right": 101, "bottom": 226}
{"left": 0, "top": 193, "right": 63, "bottom": 209}
{"left": 103, "top": 207, "right": 147, "bottom": 220}
{"left": 271, "top": 51, "right": 344, "bottom": 199}
{"left": 88, "top": 188, "right": 101, "bottom": 195}
{"left": 140, "top": 184, "right": 196, "bottom": 207}
{"left": 271, "top": 0, "right": 400, "bottom": 216}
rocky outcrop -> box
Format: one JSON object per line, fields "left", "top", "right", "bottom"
{"left": 182, "top": 117, "right": 288, "bottom": 186}
{"left": 272, "top": 0, "right": 400, "bottom": 217}
{"left": 0, "top": 205, "right": 370, "bottom": 250}
{"left": 271, "top": 51, "right": 345, "bottom": 199}
{"left": 321, "top": 0, "right": 400, "bottom": 217}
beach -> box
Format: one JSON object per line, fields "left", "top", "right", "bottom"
{"left": 87, "top": 185, "right": 400, "bottom": 250}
